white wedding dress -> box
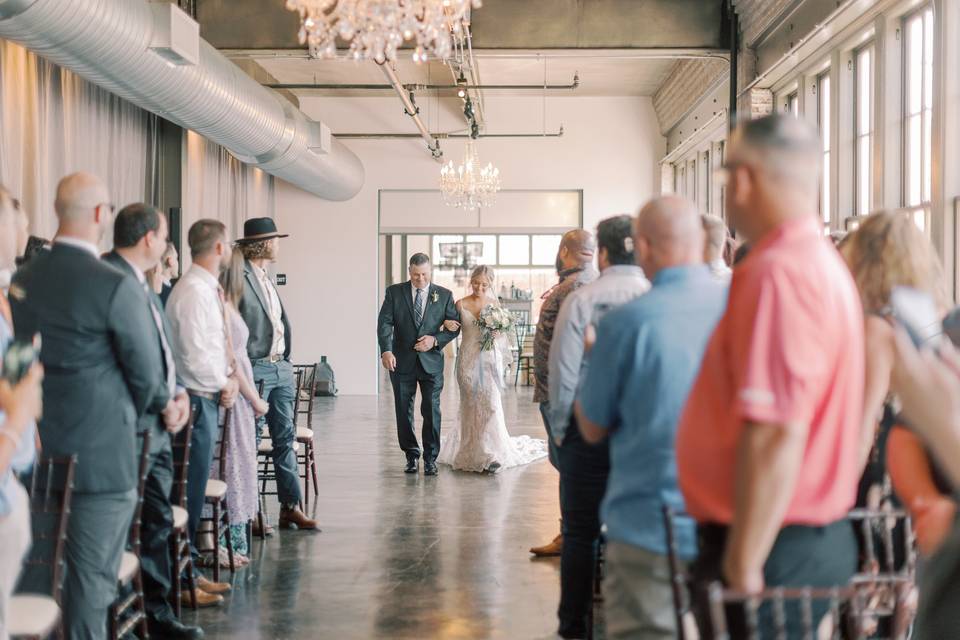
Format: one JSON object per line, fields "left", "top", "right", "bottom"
{"left": 438, "top": 303, "right": 548, "bottom": 473}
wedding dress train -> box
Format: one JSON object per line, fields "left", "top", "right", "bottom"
{"left": 438, "top": 305, "right": 548, "bottom": 472}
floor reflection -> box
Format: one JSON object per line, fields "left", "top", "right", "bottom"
{"left": 187, "top": 373, "right": 561, "bottom": 639}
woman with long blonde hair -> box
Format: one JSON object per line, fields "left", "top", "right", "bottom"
{"left": 842, "top": 210, "right": 950, "bottom": 555}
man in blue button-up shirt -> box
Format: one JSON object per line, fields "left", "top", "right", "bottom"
{"left": 575, "top": 196, "right": 728, "bottom": 640}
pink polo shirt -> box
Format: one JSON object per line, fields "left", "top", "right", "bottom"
{"left": 676, "top": 215, "right": 864, "bottom": 526}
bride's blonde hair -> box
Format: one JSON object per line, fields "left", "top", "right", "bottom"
{"left": 470, "top": 265, "right": 496, "bottom": 287}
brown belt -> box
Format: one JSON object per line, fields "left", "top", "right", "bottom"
{"left": 187, "top": 389, "right": 218, "bottom": 401}
{"left": 254, "top": 354, "right": 284, "bottom": 365}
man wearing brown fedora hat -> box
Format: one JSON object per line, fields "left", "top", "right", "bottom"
{"left": 237, "top": 217, "right": 318, "bottom": 531}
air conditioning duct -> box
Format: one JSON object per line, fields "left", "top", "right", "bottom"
{"left": 0, "top": 0, "right": 364, "bottom": 201}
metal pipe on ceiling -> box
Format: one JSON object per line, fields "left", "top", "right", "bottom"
{"left": 263, "top": 74, "right": 580, "bottom": 91}
{"left": 377, "top": 61, "right": 443, "bottom": 161}
{"left": 335, "top": 126, "right": 564, "bottom": 140}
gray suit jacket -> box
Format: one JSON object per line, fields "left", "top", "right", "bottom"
{"left": 102, "top": 251, "right": 176, "bottom": 436}
{"left": 238, "top": 259, "right": 292, "bottom": 361}
{"left": 10, "top": 243, "right": 166, "bottom": 493}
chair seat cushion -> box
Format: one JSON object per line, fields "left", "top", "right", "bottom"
{"left": 118, "top": 551, "right": 139, "bottom": 584}
{"left": 8, "top": 595, "right": 60, "bottom": 637}
{"left": 172, "top": 505, "right": 188, "bottom": 529}
{"left": 296, "top": 427, "right": 314, "bottom": 440}
{"left": 205, "top": 479, "right": 227, "bottom": 500}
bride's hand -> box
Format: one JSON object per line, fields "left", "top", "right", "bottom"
{"left": 443, "top": 319, "right": 461, "bottom": 332}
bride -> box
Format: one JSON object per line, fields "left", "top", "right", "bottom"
{"left": 437, "top": 265, "right": 548, "bottom": 473}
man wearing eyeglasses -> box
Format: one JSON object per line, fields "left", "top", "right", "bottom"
{"left": 11, "top": 172, "right": 166, "bottom": 640}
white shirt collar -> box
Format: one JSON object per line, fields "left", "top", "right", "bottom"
{"left": 186, "top": 264, "right": 221, "bottom": 291}
{"left": 411, "top": 282, "right": 429, "bottom": 294}
{"left": 55, "top": 236, "right": 100, "bottom": 257}
{"left": 118, "top": 253, "right": 146, "bottom": 284}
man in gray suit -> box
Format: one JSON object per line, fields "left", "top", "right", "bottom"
{"left": 236, "top": 218, "right": 317, "bottom": 531}
{"left": 10, "top": 173, "right": 166, "bottom": 640}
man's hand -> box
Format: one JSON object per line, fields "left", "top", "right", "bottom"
{"left": 163, "top": 391, "right": 190, "bottom": 434}
{"left": 584, "top": 324, "right": 597, "bottom": 356}
{"left": 415, "top": 335, "right": 437, "bottom": 352}
{"left": 381, "top": 351, "right": 397, "bottom": 372}
{"left": 252, "top": 397, "right": 270, "bottom": 418}
{"left": 722, "top": 551, "right": 765, "bottom": 594}
{"left": 0, "top": 363, "right": 44, "bottom": 427}
{"left": 443, "top": 319, "right": 461, "bottom": 332}
{"left": 220, "top": 377, "right": 239, "bottom": 409}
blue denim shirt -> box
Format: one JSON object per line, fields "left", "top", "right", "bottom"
{"left": 579, "top": 265, "right": 727, "bottom": 557}
{"left": 0, "top": 312, "right": 37, "bottom": 517}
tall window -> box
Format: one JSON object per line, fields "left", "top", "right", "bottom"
{"left": 855, "top": 45, "right": 874, "bottom": 216}
{"left": 702, "top": 149, "right": 711, "bottom": 213}
{"left": 788, "top": 91, "right": 799, "bottom": 116}
{"left": 817, "top": 71, "right": 832, "bottom": 224}
{"left": 687, "top": 158, "right": 697, "bottom": 203}
{"left": 904, "top": 6, "right": 934, "bottom": 228}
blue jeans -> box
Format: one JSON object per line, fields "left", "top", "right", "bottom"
{"left": 253, "top": 359, "right": 302, "bottom": 506}
{"left": 184, "top": 394, "right": 218, "bottom": 568}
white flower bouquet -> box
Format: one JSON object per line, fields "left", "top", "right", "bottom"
{"left": 475, "top": 304, "right": 514, "bottom": 351}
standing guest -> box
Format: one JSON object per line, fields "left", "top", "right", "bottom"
{"left": 103, "top": 204, "right": 215, "bottom": 632}
{"left": 0, "top": 186, "right": 41, "bottom": 640}
{"left": 159, "top": 242, "right": 179, "bottom": 307}
{"left": 701, "top": 214, "right": 732, "bottom": 283}
{"left": 529, "top": 229, "right": 597, "bottom": 558}
{"left": 166, "top": 220, "right": 238, "bottom": 598}
{"left": 236, "top": 218, "right": 317, "bottom": 530}
{"left": 213, "top": 247, "right": 269, "bottom": 563}
{"left": 548, "top": 215, "right": 649, "bottom": 640}
{"left": 575, "top": 197, "right": 726, "bottom": 640}
{"left": 10, "top": 173, "right": 167, "bottom": 640}
{"left": 676, "top": 114, "right": 864, "bottom": 636}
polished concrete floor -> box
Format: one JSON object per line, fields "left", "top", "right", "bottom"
{"left": 186, "top": 372, "right": 564, "bottom": 640}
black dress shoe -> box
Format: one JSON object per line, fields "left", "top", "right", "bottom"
{"left": 424, "top": 461, "right": 438, "bottom": 476}
{"left": 404, "top": 458, "right": 419, "bottom": 474}
{"left": 148, "top": 614, "right": 205, "bottom": 640}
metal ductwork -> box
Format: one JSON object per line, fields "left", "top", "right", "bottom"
{"left": 0, "top": 0, "right": 364, "bottom": 201}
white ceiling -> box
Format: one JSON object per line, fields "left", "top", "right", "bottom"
{"left": 242, "top": 49, "right": 686, "bottom": 98}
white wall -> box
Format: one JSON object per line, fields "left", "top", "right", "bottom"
{"left": 275, "top": 95, "right": 663, "bottom": 395}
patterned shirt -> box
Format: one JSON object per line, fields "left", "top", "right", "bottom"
{"left": 533, "top": 264, "right": 598, "bottom": 403}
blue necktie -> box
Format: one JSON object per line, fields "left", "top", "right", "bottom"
{"left": 414, "top": 288, "right": 424, "bottom": 328}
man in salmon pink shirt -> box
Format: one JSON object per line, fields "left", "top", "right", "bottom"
{"left": 675, "top": 114, "right": 865, "bottom": 636}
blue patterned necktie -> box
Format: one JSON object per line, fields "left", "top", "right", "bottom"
{"left": 414, "top": 287, "right": 424, "bottom": 327}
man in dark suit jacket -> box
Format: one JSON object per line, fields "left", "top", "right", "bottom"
{"left": 236, "top": 217, "right": 317, "bottom": 531}
{"left": 103, "top": 204, "right": 211, "bottom": 636}
{"left": 377, "top": 253, "right": 460, "bottom": 475}
{"left": 10, "top": 173, "right": 166, "bottom": 640}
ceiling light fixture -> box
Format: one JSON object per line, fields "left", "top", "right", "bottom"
{"left": 285, "top": 0, "right": 483, "bottom": 63}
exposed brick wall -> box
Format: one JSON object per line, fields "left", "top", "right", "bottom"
{"left": 653, "top": 58, "right": 729, "bottom": 135}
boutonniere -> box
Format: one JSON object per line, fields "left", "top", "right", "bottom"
{"left": 431, "top": 292, "right": 439, "bottom": 303}
{"left": 8, "top": 283, "right": 25, "bottom": 301}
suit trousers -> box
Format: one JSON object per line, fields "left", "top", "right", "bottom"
{"left": 0, "top": 481, "right": 31, "bottom": 640}
{"left": 390, "top": 360, "right": 443, "bottom": 462}
{"left": 183, "top": 394, "right": 218, "bottom": 568}
{"left": 63, "top": 489, "right": 137, "bottom": 640}
{"left": 557, "top": 419, "right": 610, "bottom": 639}
{"left": 253, "top": 360, "right": 302, "bottom": 506}
{"left": 138, "top": 428, "right": 176, "bottom": 618}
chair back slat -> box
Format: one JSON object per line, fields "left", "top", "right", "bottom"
{"left": 128, "top": 431, "right": 153, "bottom": 553}
{"left": 20, "top": 455, "right": 77, "bottom": 606}
{"left": 171, "top": 413, "right": 195, "bottom": 508}
{"left": 211, "top": 407, "right": 232, "bottom": 480}
{"left": 662, "top": 505, "right": 691, "bottom": 640}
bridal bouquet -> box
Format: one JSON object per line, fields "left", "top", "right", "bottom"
{"left": 476, "top": 304, "right": 514, "bottom": 351}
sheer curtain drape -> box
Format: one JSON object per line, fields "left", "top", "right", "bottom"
{"left": 0, "top": 41, "right": 155, "bottom": 244}
{"left": 183, "top": 130, "right": 275, "bottom": 249}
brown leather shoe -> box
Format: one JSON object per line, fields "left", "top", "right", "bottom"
{"left": 252, "top": 520, "right": 275, "bottom": 537}
{"left": 279, "top": 506, "right": 321, "bottom": 531}
{"left": 530, "top": 533, "right": 563, "bottom": 557}
{"left": 196, "top": 575, "right": 231, "bottom": 594}
{"left": 180, "top": 588, "right": 224, "bottom": 608}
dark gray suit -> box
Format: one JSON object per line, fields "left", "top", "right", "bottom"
{"left": 237, "top": 259, "right": 300, "bottom": 505}
{"left": 377, "top": 282, "right": 460, "bottom": 461}
{"left": 102, "top": 251, "right": 179, "bottom": 621}
{"left": 11, "top": 242, "right": 166, "bottom": 640}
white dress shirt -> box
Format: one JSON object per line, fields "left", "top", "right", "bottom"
{"left": 410, "top": 282, "right": 430, "bottom": 313}
{"left": 166, "top": 265, "right": 229, "bottom": 393}
{"left": 253, "top": 265, "right": 285, "bottom": 357}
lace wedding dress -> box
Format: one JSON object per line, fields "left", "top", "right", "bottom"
{"left": 438, "top": 303, "right": 548, "bottom": 473}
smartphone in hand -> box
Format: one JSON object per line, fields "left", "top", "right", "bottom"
{"left": 890, "top": 286, "right": 941, "bottom": 349}
{"left": 2, "top": 334, "right": 41, "bottom": 385}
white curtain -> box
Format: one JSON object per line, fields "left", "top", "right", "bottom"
{"left": 182, "top": 130, "right": 275, "bottom": 253}
{"left": 0, "top": 41, "right": 155, "bottom": 245}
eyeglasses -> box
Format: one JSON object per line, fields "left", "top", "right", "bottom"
{"left": 96, "top": 202, "right": 116, "bottom": 214}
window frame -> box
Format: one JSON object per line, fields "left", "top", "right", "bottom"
{"left": 854, "top": 42, "right": 875, "bottom": 217}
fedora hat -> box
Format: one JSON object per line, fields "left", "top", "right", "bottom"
{"left": 236, "top": 217, "right": 289, "bottom": 244}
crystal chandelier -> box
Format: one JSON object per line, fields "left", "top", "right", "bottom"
{"left": 440, "top": 139, "right": 501, "bottom": 210}
{"left": 285, "top": 0, "right": 482, "bottom": 63}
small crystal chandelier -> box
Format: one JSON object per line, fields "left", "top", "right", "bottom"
{"left": 285, "top": 0, "right": 482, "bottom": 63}
{"left": 440, "top": 139, "right": 501, "bottom": 211}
